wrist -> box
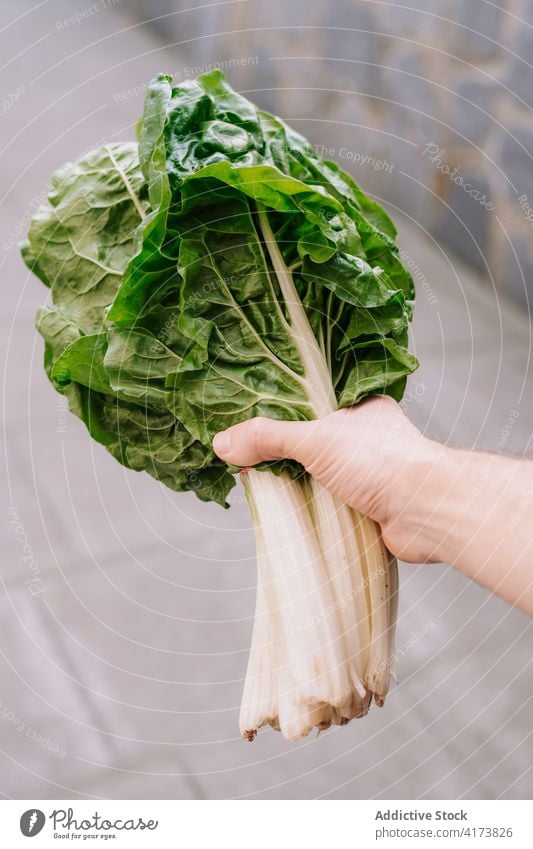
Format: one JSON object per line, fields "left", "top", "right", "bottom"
{"left": 383, "top": 437, "right": 459, "bottom": 563}
{"left": 388, "top": 441, "right": 520, "bottom": 569}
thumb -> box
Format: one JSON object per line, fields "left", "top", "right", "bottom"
{"left": 212, "top": 417, "right": 314, "bottom": 467}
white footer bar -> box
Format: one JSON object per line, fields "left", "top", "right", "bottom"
{"left": 1, "top": 799, "right": 530, "bottom": 848}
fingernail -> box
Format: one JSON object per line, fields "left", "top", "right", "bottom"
{"left": 213, "top": 430, "right": 232, "bottom": 458}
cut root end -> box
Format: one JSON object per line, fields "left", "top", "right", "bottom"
{"left": 241, "top": 691, "right": 377, "bottom": 742}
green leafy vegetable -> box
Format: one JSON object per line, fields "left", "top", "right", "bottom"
{"left": 22, "top": 72, "right": 418, "bottom": 740}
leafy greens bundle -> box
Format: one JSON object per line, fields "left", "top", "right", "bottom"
{"left": 22, "top": 71, "right": 418, "bottom": 741}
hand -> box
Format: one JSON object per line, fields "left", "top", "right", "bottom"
{"left": 214, "top": 398, "right": 533, "bottom": 614}
{"left": 213, "top": 396, "right": 441, "bottom": 563}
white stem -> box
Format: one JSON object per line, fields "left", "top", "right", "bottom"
{"left": 242, "top": 469, "right": 357, "bottom": 740}
{"left": 239, "top": 516, "right": 281, "bottom": 739}
{"left": 355, "top": 511, "right": 393, "bottom": 705}
{"left": 307, "top": 478, "right": 369, "bottom": 697}
{"left": 239, "top": 206, "right": 398, "bottom": 740}
{"left": 246, "top": 471, "right": 353, "bottom": 702}
{"left": 388, "top": 553, "right": 400, "bottom": 683}
{"left": 257, "top": 205, "right": 336, "bottom": 418}
{"left": 240, "top": 469, "right": 396, "bottom": 740}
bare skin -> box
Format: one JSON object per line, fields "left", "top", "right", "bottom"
{"left": 213, "top": 396, "right": 533, "bottom": 616}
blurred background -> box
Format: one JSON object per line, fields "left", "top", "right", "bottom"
{"left": 1, "top": 0, "right": 532, "bottom": 799}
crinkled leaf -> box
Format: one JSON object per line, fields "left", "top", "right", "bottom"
{"left": 22, "top": 143, "right": 149, "bottom": 334}
{"left": 24, "top": 72, "right": 418, "bottom": 508}
{"left": 109, "top": 71, "right": 417, "bottom": 453}
{"left": 338, "top": 338, "right": 419, "bottom": 406}
{"left": 23, "top": 142, "right": 234, "bottom": 505}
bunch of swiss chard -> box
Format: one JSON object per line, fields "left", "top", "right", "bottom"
{"left": 22, "top": 71, "right": 417, "bottom": 741}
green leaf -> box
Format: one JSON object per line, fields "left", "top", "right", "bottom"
{"left": 22, "top": 143, "right": 149, "bottom": 334}
{"left": 24, "top": 72, "right": 418, "bottom": 507}
{"left": 24, "top": 141, "right": 234, "bottom": 506}
{"left": 51, "top": 334, "right": 111, "bottom": 394}
{"left": 338, "top": 338, "right": 419, "bottom": 406}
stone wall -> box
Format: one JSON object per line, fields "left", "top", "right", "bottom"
{"left": 123, "top": 0, "right": 533, "bottom": 308}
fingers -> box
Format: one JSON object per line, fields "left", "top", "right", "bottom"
{"left": 213, "top": 417, "right": 314, "bottom": 467}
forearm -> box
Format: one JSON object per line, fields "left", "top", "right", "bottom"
{"left": 398, "top": 443, "right": 533, "bottom": 614}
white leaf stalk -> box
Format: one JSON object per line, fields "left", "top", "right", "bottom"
{"left": 239, "top": 207, "right": 399, "bottom": 742}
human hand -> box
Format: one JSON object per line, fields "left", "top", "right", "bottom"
{"left": 213, "top": 396, "right": 442, "bottom": 563}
